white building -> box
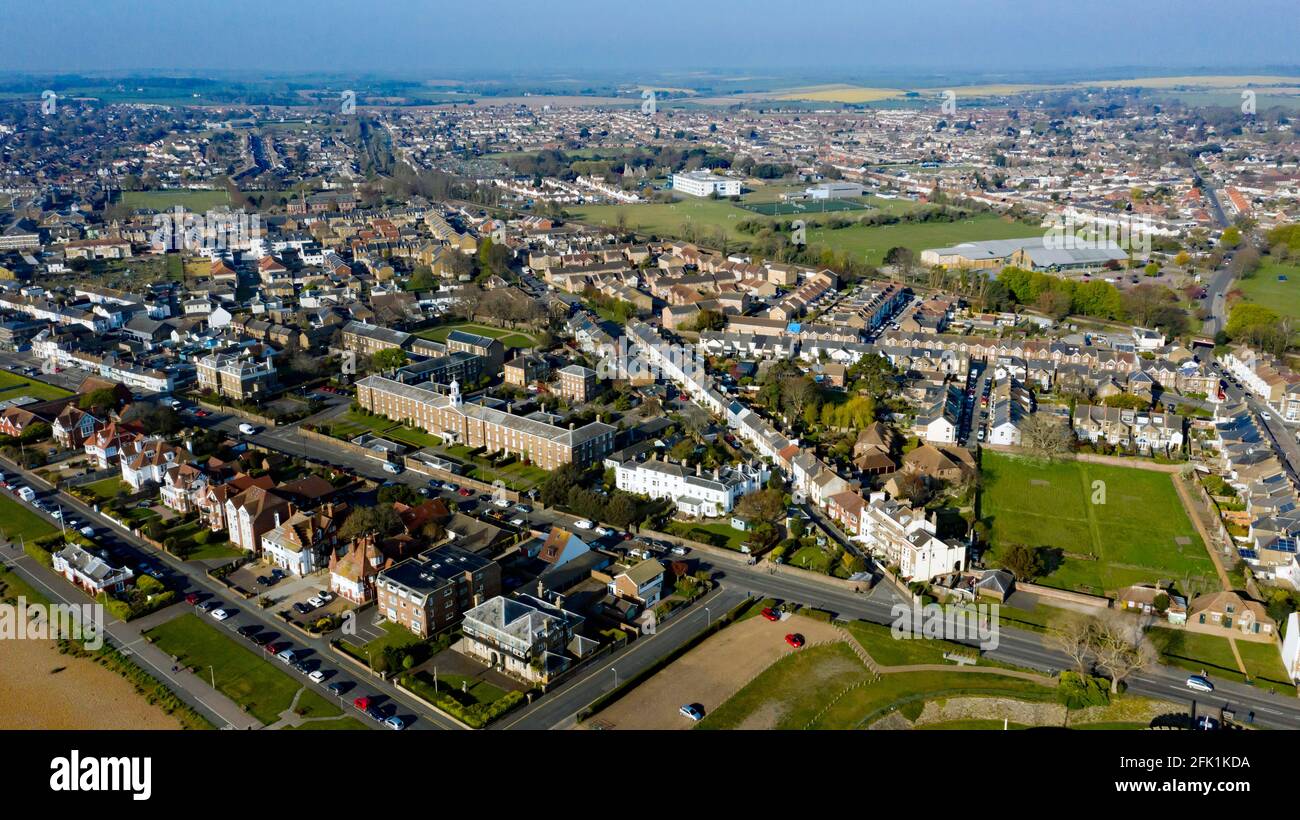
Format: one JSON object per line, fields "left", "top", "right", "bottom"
{"left": 857, "top": 494, "right": 967, "bottom": 581}
{"left": 672, "top": 171, "right": 741, "bottom": 198}
{"left": 615, "top": 457, "right": 768, "bottom": 518}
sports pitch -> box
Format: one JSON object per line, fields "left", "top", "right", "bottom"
{"left": 980, "top": 453, "right": 1216, "bottom": 594}
{"left": 738, "top": 199, "right": 868, "bottom": 216}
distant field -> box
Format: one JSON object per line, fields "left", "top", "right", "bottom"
{"left": 119, "top": 189, "right": 231, "bottom": 211}
{"left": 414, "top": 322, "right": 537, "bottom": 349}
{"left": 1236, "top": 261, "right": 1300, "bottom": 320}
{"left": 981, "top": 453, "right": 1215, "bottom": 595}
{"left": 806, "top": 213, "right": 1042, "bottom": 266}
{"left": 572, "top": 195, "right": 1036, "bottom": 265}
{"left": 774, "top": 85, "right": 904, "bottom": 103}
{"left": 739, "top": 199, "right": 866, "bottom": 216}
{"left": 0, "top": 369, "right": 73, "bottom": 401}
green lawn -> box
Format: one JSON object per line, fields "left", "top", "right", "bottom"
{"left": 666, "top": 520, "right": 751, "bottom": 551}
{"left": 1235, "top": 640, "right": 1294, "bottom": 687}
{"left": 981, "top": 453, "right": 1216, "bottom": 595}
{"left": 145, "top": 613, "right": 341, "bottom": 725}
{"left": 572, "top": 198, "right": 1040, "bottom": 266}
{"left": 340, "top": 620, "right": 427, "bottom": 662}
{"left": 842, "top": 619, "right": 978, "bottom": 666}
{"left": 1237, "top": 260, "right": 1300, "bottom": 321}
{"left": 329, "top": 410, "right": 442, "bottom": 449}
{"left": 414, "top": 322, "right": 537, "bottom": 350}
{"left": 1148, "top": 627, "right": 1293, "bottom": 688}
{"left": 0, "top": 369, "right": 74, "bottom": 401}
{"left": 119, "top": 189, "right": 231, "bottom": 211}
{"left": 286, "top": 717, "right": 371, "bottom": 730}
{"left": 698, "top": 641, "right": 1058, "bottom": 730}
{"left": 82, "top": 477, "right": 129, "bottom": 501}
{"left": 0, "top": 493, "right": 58, "bottom": 542}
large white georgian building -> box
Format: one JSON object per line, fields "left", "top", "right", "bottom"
{"left": 615, "top": 457, "right": 768, "bottom": 518}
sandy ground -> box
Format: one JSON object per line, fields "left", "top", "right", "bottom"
{"left": 0, "top": 638, "right": 184, "bottom": 730}
{"left": 589, "top": 614, "right": 841, "bottom": 730}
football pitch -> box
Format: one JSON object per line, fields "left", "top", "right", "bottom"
{"left": 738, "top": 199, "right": 868, "bottom": 216}
{"left": 980, "top": 453, "right": 1217, "bottom": 595}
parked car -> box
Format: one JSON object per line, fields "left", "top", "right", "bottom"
{"left": 251, "top": 633, "right": 273, "bottom": 647}
{"left": 256, "top": 575, "right": 274, "bottom": 586}
{"left": 317, "top": 591, "right": 334, "bottom": 603}
{"left": 293, "top": 602, "right": 315, "bottom": 615}
{"left": 785, "top": 633, "right": 805, "bottom": 648}
{"left": 384, "top": 715, "right": 407, "bottom": 731}
{"left": 679, "top": 703, "right": 704, "bottom": 721}
{"left": 236, "top": 625, "right": 259, "bottom": 638}
{"left": 595, "top": 526, "right": 611, "bottom": 537}
{"left": 383, "top": 462, "right": 402, "bottom": 475}
{"left": 276, "top": 648, "right": 297, "bottom": 664}
{"left": 327, "top": 682, "right": 348, "bottom": 696}
{"left": 264, "top": 641, "right": 286, "bottom": 655}
{"left": 761, "top": 607, "right": 780, "bottom": 622}
{"left": 210, "top": 608, "right": 232, "bottom": 621}
{"left": 309, "top": 669, "right": 328, "bottom": 684}
{"left": 574, "top": 519, "right": 593, "bottom": 530}
{"left": 238, "top": 423, "right": 259, "bottom": 435}
{"left": 198, "top": 600, "right": 220, "bottom": 613}
{"left": 352, "top": 695, "right": 372, "bottom": 712}
{"left": 456, "top": 487, "right": 472, "bottom": 497}
{"left": 670, "top": 546, "right": 689, "bottom": 557}
{"left": 510, "top": 518, "right": 526, "bottom": 527}
{"left": 185, "top": 593, "right": 201, "bottom": 606}
{"left": 307, "top": 596, "right": 325, "bottom": 608}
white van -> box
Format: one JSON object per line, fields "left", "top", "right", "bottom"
{"left": 16, "top": 486, "right": 36, "bottom": 503}
{"left": 382, "top": 462, "right": 402, "bottom": 475}
{"left": 238, "top": 423, "right": 258, "bottom": 435}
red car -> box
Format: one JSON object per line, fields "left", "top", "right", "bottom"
{"left": 194, "top": 409, "right": 210, "bottom": 417}
{"left": 352, "top": 695, "right": 372, "bottom": 712}
{"left": 185, "top": 593, "right": 200, "bottom": 605}
{"left": 457, "top": 488, "right": 472, "bottom": 497}
{"left": 264, "top": 642, "right": 286, "bottom": 655}
{"left": 785, "top": 633, "right": 805, "bottom": 649}
{"left": 761, "top": 607, "right": 780, "bottom": 622}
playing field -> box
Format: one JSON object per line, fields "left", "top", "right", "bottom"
{"left": 572, "top": 199, "right": 1039, "bottom": 265}
{"left": 980, "top": 453, "right": 1216, "bottom": 594}
{"left": 118, "top": 189, "right": 232, "bottom": 211}
{"left": 739, "top": 199, "right": 867, "bottom": 216}
{"left": 1236, "top": 261, "right": 1300, "bottom": 320}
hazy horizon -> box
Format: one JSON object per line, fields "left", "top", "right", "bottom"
{"left": 3, "top": 0, "right": 1298, "bottom": 77}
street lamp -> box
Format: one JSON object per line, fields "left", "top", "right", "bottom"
{"left": 705, "top": 606, "right": 711, "bottom": 628}
{"left": 612, "top": 667, "right": 618, "bottom": 688}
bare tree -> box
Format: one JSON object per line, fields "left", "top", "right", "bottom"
{"left": 1019, "top": 413, "right": 1074, "bottom": 459}
{"left": 1048, "top": 614, "right": 1098, "bottom": 675}
{"left": 1091, "top": 613, "right": 1156, "bottom": 693}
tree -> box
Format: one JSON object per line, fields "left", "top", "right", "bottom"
{"left": 999, "top": 543, "right": 1044, "bottom": 581}
{"left": 1091, "top": 613, "right": 1155, "bottom": 693}
{"left": 1019, "top": 414, "right": 1073, "bottom": 459}
{"left": 1049, "top": 615, "right": 1098, "bottom": 674}
{"left": 736, "top": 488, "right": 786, "bottom": 522}
{"left": 605, "top": 493, "right": 639, "bottom": 529}
{"left": 79, "top": 388, "right": 118, "bottom": 415}
{"left": 338, "top": 505, "right": 402, "bottom": 542}
{"left": 371, "top": 348, "right": 409, "bottom": 373}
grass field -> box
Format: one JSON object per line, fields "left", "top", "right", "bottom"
{"left": 414, "top": 323, "right": 537, "bottom": 349}
{"left": 572, "top": 199, "right": 1039, "bottom": 266}
{"left": 0, "top": 369, "right": 74, "bottom": 401}
{"left": 739, "top": 199, "right": 867, "bottom": 216}
{"left": 146, "top": 613, "right": 341, "bottom": 725}
{"left": 0, "top": 493, "right": 58, "bottom": 543}
{"left": 698, "top": 641, "right": 1057, "bottom": 729}
{"left": 1237, "top": 261, "right": 1300, "bottom": 320}
{"left": 119, "top": 189, "right": 231, "bottom": 211}
{"left": 666, "top": 520, "right": 751, "bottom": 551}
{"left": 1149, "top": 627, "right": 1293, "bottom": 687}
{"left": 980, "top": 453, "right": 1216, "bottom": 595}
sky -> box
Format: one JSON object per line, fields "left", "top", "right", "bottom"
{"left": 2, "top": 0, "right": 1298, "bottom": 78}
